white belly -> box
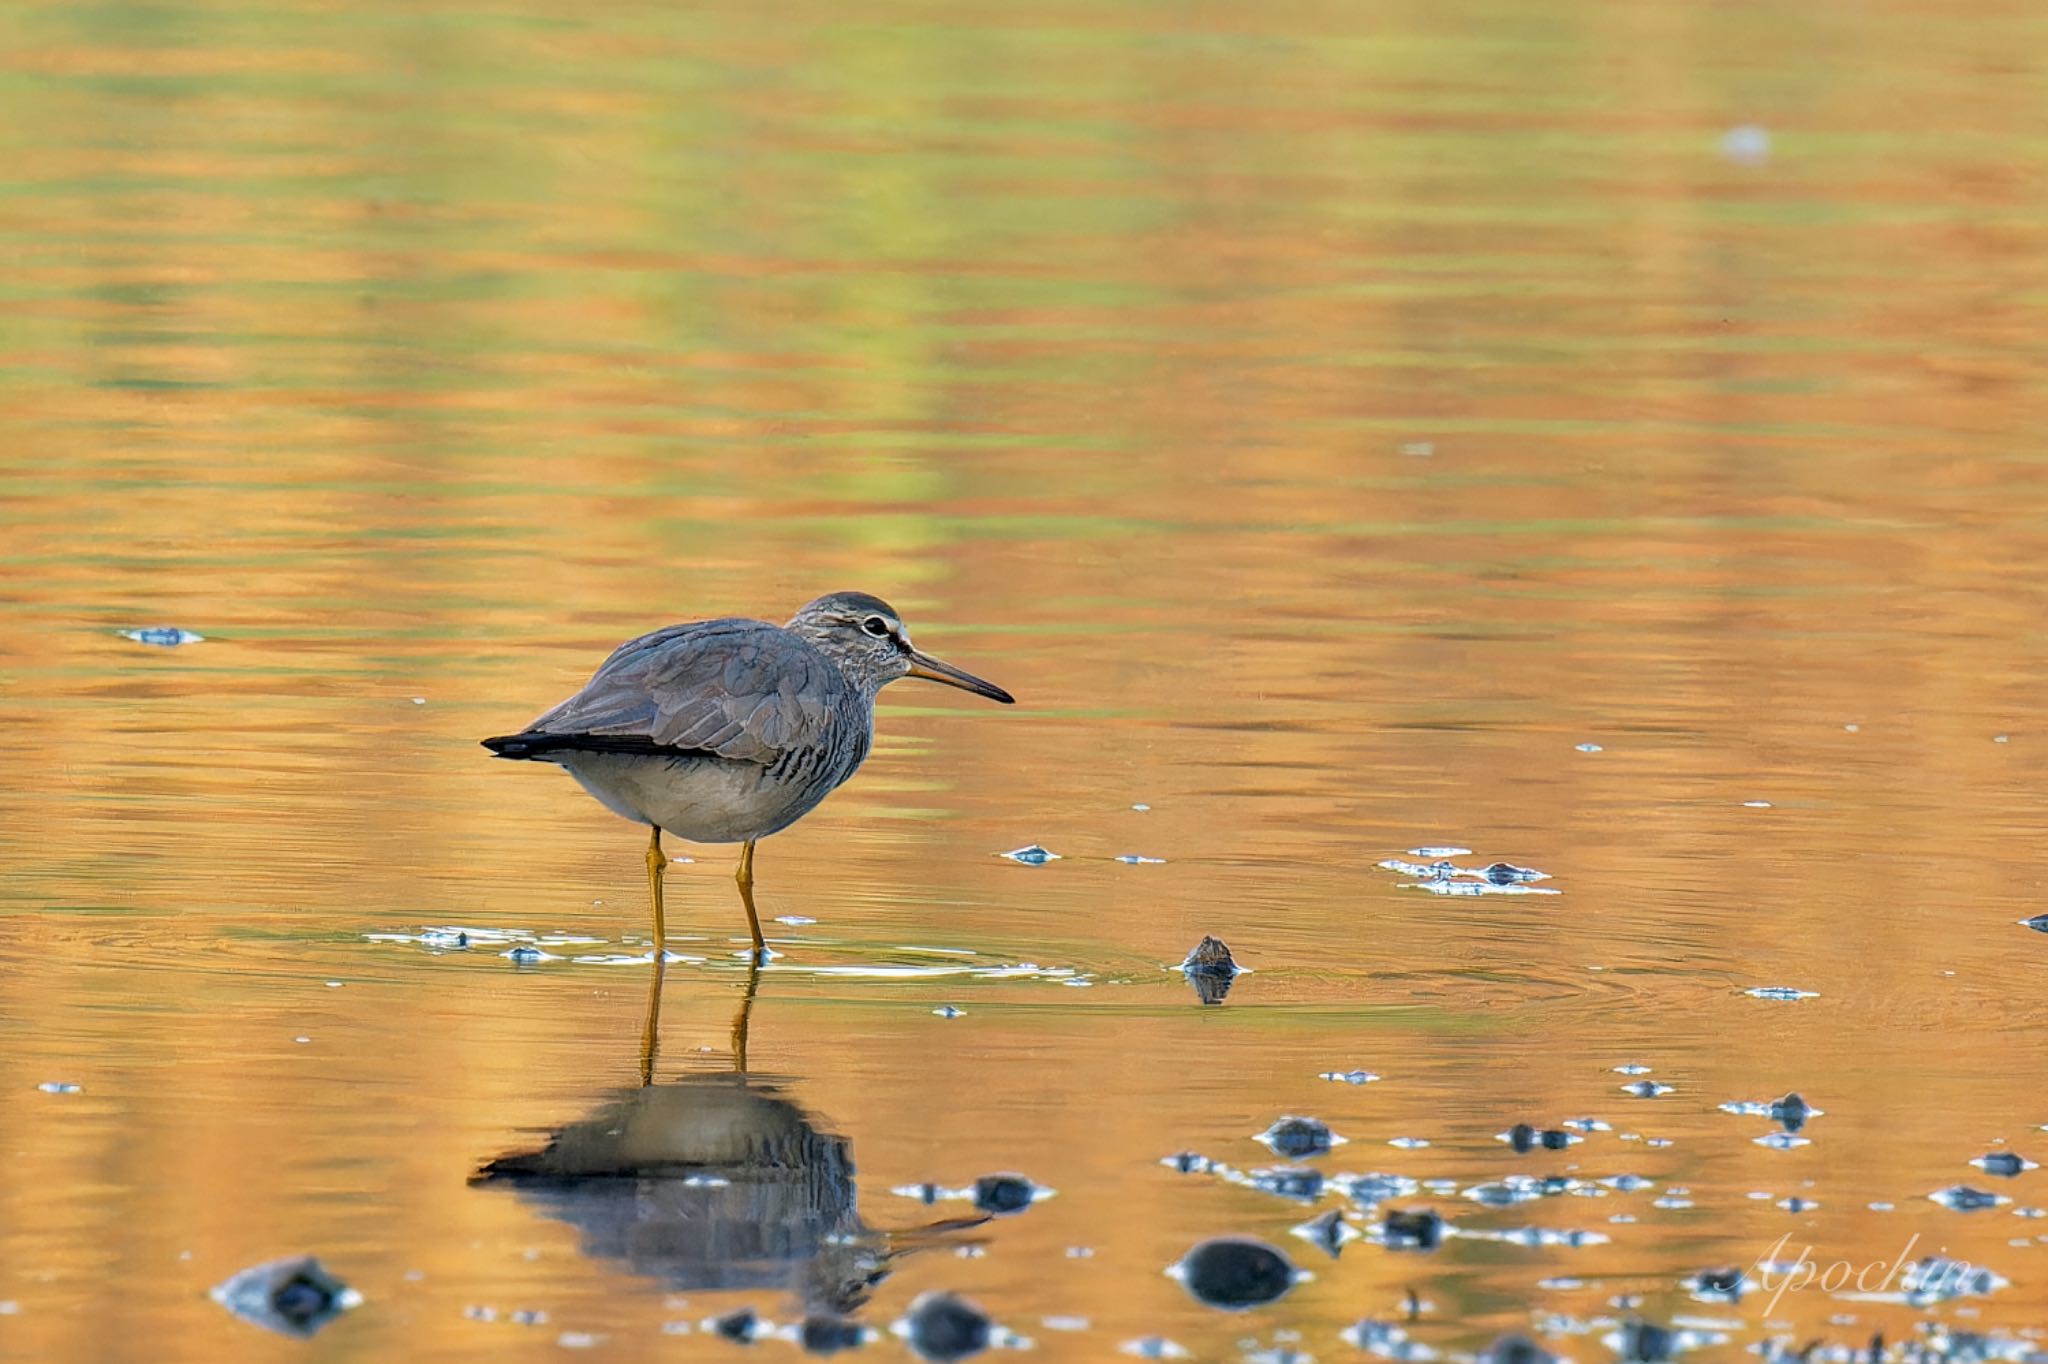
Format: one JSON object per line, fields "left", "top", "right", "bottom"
{"left": 552, "top": 751, "right": 833, "bottom": 844}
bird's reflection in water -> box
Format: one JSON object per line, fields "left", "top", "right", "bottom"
{"left": 474, "top": 1072, "right": 888, "bottom": 1313}
{"left": 472, "top": 956, "right": 978, "bottom": 1328}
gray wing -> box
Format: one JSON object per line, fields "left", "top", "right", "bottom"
{"left": 524, "top": 618, "right": 853, "bottom": 766}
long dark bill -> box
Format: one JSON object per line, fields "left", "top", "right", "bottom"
{"left": 904, "top": 650, "right": 1015, "bottom": 704}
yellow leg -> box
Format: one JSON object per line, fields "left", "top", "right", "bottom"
{"left": 730, "top": 953, "right": 761, "bottom": 1073}
{"left": 637, "top": 948, "right": 667, "bottom": 1087}
{"left": 645, "top": 825, "right": 668, "bottom": 955}
{"left": 734, "top": 838, "right": 765, "bottom": 960}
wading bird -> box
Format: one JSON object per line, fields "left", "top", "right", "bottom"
{"left": 483, "top": 591, "right": 1014, "bottom": 961}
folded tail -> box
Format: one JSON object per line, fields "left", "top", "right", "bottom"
{"left": 481, "top": 732, "right": 553, "bottom": 759}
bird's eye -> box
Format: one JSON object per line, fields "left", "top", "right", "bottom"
{"left": 861, "top": 616, "right": 891, "bottom": 638}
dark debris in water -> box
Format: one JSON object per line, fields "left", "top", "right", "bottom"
{"left": 1290, "top": 1207, "right": 1358, "bottom": 1259}
{"left": 1500, "top": 1122, "right": 1579, "bottom": 1153}
{"left": 209, "top": 1255, "right": 361, "bottom": 1338}
{"left": 899, "top": 1292, "right": 994, "bottom": 1362}
{"left": 1339, "top": 1171, "right": 1420, "bottom": 1209}
{"left": 1378, "top": 850, "right": 1558, "bottom": 897}
{"left": 801, "top": 1314, "right": 868, "bottom": 1354}
{"left": 1720, "top": 1092, "right": 1823, "bottom": 1132}
{"left": 1901, "top": 1255, "right": 2010, "bottom": 1306}
{"left": 1250, "top": 1165, "right": 1325, "bottom": 1202}
{"left": 1464, "top": 1179, "right": 1539, "bottom": 1208}
{"left": 972, "top": 1173, "right": 1043, "bottom": 1215}
{"left": 1929, "top": 1184, "right": 2008, "bottom": 1212}
{"left": 1257, "top": 1115, "right": 1339, "bottom": 1158}
{"left": 1379, "top": 1207, "right": 1445, "bottom": 1252}
{"left": 1480, "top": 1335, "right": 1557, "bottom": 1364}
{"left": 1465, "top": 1174, "right": 1580, "bottom": 1207}
{"left": 1181, "top": 935, "right": 1241, "bottom": 1005}
{"left": 1182, "top": 935, "right": 1237, "bottom": 975}
{"left": 893, "top": 1174, "right": 1053, "bottom": 1214}
{"left": 1901, "top": 1324, "right": 2039, "bottom": 1364}
{"left": 1687, "top": 1266, "right": 1746, "bottom": 1301}
{"left": 1772, "top": 1092, "right": 1815, "bottom": 1131}
{"left": 1167, "top": 1236, "right": 1302, "bottom": 1310}
{"left": 1612, "top": 1320, "right": 1679, "bottom": 1363}
{"left": 712, "top": 1306, "right": 762, "bottom": 1343}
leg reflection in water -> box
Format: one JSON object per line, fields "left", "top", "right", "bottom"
{"left": 638, "top": 952, "right": 760, "bottom": 1086}
{"left": 477, "top": 956, "right": 979, "bottom": 1325}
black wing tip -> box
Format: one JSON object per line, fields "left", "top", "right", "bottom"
{"left": 482, "top": 732, "right": 703, "bottom": 760}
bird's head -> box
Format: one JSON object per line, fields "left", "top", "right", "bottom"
{"left": 787, "top": 591, "right": 1015, "bottom": 704}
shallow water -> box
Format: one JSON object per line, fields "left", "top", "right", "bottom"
{"left": 6, "top": 0, "right": 2048, "bottom": 1359}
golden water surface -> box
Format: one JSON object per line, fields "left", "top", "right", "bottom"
{"left": 4, "top": 0, "right": 2048, "bottom": 1360}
